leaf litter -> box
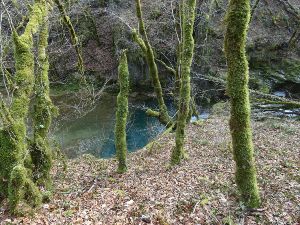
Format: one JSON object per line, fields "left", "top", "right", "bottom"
{"left": 0, "top": 116, "right": 299, "bottom": 224}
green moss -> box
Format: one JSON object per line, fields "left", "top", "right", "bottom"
{"left": 0, "top": 128, "right": 17, "bottom": 197}
{"left": 224, "top": 0, "right": 260, "bottom": 208}
{"left": 192, "top": 119, "right": 204, "bottom": 126}
{"left": 8, "top": 165, "right": 42, "bottom": 213}
{"left": 133, "top": 0, "right": 172, "bottom": 126}
{"left": 0, "top": 0, "right": 48, "bottom": 212}
{"left": 8, "top": 165, "right": 28, "bottom": 211}
{"left": 31, "top": 12, "right": 55, "bottom": 189}
{"left": 54, "top": 0, "right": 85, "bottom": 76}
{"left": 149, "top": 8, "right": 162, "bottom": 20}
{"left": 175, "top": 40, "right": 183, "bottom": 111}
{"left": 146, "top": 108, "right": 160, "bottom": 118}
{"left": 115, "top": 50, "right": 129, "bottom": 173}
{"left": 42, "top": 190, "right": 52, "bottom": 203}
{"left": 171, "top": 0, "right": 196, "bottom": 165}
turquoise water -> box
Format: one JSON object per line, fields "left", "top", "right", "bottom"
{"left": 53, "top": 94, "right": 209, "bottom": 158}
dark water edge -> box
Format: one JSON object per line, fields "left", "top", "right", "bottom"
{"left": 52, "top": 93, "right": 210, "bottom": 159}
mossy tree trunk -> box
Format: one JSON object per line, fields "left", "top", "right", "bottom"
{"left": 175, "top": 0, "right": 183, "bottom": 110}
{"left": 171, "top": 0, "right": 196, "bottom": 165}
{"left": 133, "top": 0, "right": 172, "bottom": 126}
{"left": 115, "top": 50, "right": 129, "bottom": 173}
{"left": 224, "top": 0, "right": 260, "bottom": 208}
{"left": 31, "top": 12, "right": 56, "bottom": 189}
{"left": 54, "top": 0, "right": 85, "bottom": 77}
{"left": 0, "top": 0, "right": 48, "bottom": 212}
{"left": 54, "top": 0, "right": 83, "bottom": 72}
{"left": 173, "top": 0, "right": 197, "bottom": 123}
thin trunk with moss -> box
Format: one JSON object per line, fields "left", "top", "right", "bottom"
{"left": 0, "top": 0, "right": 47, "bottom": 212}
{"left": 54, "top": 0, "right": 85, "bottom": 76}
{"left": 175, "top": 1, "right": 197, "bottom": 123}
{"left": 224, "top": 0, "right": 260, "bottom": 208}
{"left": 175, "top": 0, "right": 183, "bottom": 110}
{"left": 133, "top": 0, "right": 172, "bottom": 126}
{"left": 171, "top": 0, "right": 196, "bottom": 165}
{"left": 115, "top": 50, "right": 129, "bottom": 173}
{"left": 31, "top": 13, "right": 56, "bottom": 189}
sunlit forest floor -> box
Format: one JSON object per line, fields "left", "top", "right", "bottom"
{"left": 1, "top": 116, "right": 299, "bottom": 224}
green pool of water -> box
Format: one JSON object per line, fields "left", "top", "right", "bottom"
{"left": 53, "top": 94, "right": 209, "bottom": 158}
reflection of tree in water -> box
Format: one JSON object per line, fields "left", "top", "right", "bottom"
{"left": 53, "top": 94, "right": 210, "bottom": 159}
{"left": 54, "top": 95, "right": 167, "bottom": 158}
{"left": 52, "top": 78, "right": 112, "bottom": 122}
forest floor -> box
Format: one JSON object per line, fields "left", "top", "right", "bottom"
{"left": 0, "top": 115, "right": 299, "bottom": 224}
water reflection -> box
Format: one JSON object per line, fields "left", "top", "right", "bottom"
{"left": 53, "top": 94, "right": 210, "bottom": 158}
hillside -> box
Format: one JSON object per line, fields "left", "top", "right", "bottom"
{"left": 49, "top": 0, "right": 300, "bottom": 96}
{"left": 1, "top": 114, "right": 299, "bottom": 224}
{"left": 0, "top": 0, "right": 299, "bottom": 224}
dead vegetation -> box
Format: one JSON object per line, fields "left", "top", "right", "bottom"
{"left": 0, "top": 115, "right": 299, "bottom": 224}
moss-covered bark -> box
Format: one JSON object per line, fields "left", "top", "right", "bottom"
{"left": 171, "top": 0, "right": 196, "bottom": 165}
{"left": 8, "top": 165, "right": 42, "bottom": 212}
{"left": 133, "top": 0, "right": 172, "bottom": 126}
{"left": 31, "top": 12, "right": 55, "bottom": 189}
{"left": 175, "top": 1, "right": 183, "bottom": 111}
{"left": 115, "top": 50, "right": 129, "bottom": 173}
{"left": 175, "top": 43, "right": 183, "bottom": 110}
{"left": 0, "top": 0, "right": 47, "bottom": 211}
{"left": 224, "top": 0, "right": 260, "bottom": 208}
{"left": 54, "top": 0, "right": 85, "bottom": 76}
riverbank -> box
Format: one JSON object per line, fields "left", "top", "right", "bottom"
{"left": 1, "top": 115, "right": 299, "bottom": 224}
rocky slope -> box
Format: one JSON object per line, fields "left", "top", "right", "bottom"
{"left": 48, "top": 0, "right": 300, "bottom": 97}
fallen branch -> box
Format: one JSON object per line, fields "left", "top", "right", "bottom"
{"left": 192, "top": 72, "right": 300, "bottom": 108}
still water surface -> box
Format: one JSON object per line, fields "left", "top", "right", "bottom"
{"left": 53, "top": 94, "right": 209, "bottom": 158}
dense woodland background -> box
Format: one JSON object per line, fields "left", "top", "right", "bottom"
{"left": 1, "top": 0, "right": 300, "bottom": 96}
{"left": 0, "top": 0, "right": 299, "bottom": 224}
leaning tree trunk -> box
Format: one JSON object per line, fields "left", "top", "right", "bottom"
{"left": 133, "top": 0, "right": 172, "bottom": 126}
{"left": 224, "top": 0, "right": 260, "bottom": 208}
{"left": 31, "top": 12, "right": 56, "bottom": 189}
{"left": 115, "top": 50, "right": 129, "bottom": 173}
{"left": 54, "top": 0, "right": 84, "bottom": 75}
{"left": 171, "top": 0, "right": 196, "bottom": 165}
{"left": 0, "top": 0, "right": 48, "bottom": 212}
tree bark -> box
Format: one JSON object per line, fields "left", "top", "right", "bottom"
{"left": 115, "top": 50, "right": 129, "bottom": 173}
{"left": 31, "top": 11, "right": 56, "bottom": 189}
{"left": 224, "top": 0, "right": 260, "bottom": 208}
{"left": 133, "top": 0, "right": 172, "bottom": 126}
{"left": 171, "top": 0, "right": 196, "bottom": 165}
{"left": 0, "top": 0, "right": 48, "bottom": 212}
